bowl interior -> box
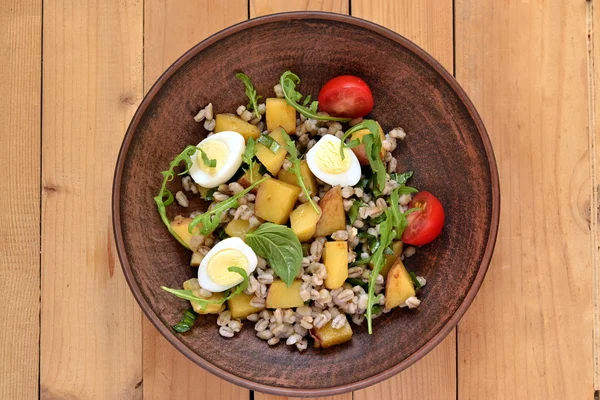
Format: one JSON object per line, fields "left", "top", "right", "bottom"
{"left": 114, "top": 14, "right": 497, "bottom": 395}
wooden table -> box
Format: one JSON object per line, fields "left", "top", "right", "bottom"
{"left": 1, "top": 0, "right": 598, "bottom": 399}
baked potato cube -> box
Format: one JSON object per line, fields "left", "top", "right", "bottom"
{"left": 323, "top": 241, "right": 349, "bottom": 289}
{"left": 183, "top": 278, "right": 226, "bottom": 314}
{"left": 170, "top": 217, "right": 199, "bottom": 248}
{"left": 237, "top": 163, "right": 263, "bottom": 193}
{"left": 350, "top": 122, "right": 386, "bottom": 166}
{"left": 214, "top": 113, "right": 260, "bottom": 142}
{"left": 277, "top": 160, "right": 318, "bottom": 196}
{"left": 224, "top": 219, "right": 253, "bottom": 239}
{"left": 190, "top": 251, "right": 204, "bottom": 267}
{"left": 314, "top": 186, "right": 346, "bottom": 237}
{"left": 266, "top": 98, "right": 296, "bottom": 134}
{"left": 379, "top": 241, "right": 404, "bottom": 278}
{"left": 265, "top": 280, "right": 304, "bottom": 309}
{"left": 256, "top": 128, "right": 288, "bottom": 175}
{"left": 227, "top": 292, "right": 265, "bottom": 319}
{"left": 290, "top": 202, "right": 322, "bottom": 242}
{"left": 384, "top": 258, "right": 416, "bottom": 309}
{"left": 254, "top": 178, "right": 301, "bottom": 224}
{"left": 310, "top": 320, "right": 353, "bottom": 349}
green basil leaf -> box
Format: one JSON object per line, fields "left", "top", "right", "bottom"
{"left": 245, "top": 223, "right": 302, "bottom": 286}
{"left": 391, "top": 171, "right": 413, "bottom": 186}
{"left": 348, "top": 200, "right": 365, "bottom": 225}
{"left": 409, "top": 272, "right": 423, "bottom": 290}
{"left": 257, "top": 134, "right": 281, "bottom": 153}
{"left": 172, "top": 309, "right": 198, "bottom": 333}
{"left": 346, "top": 278, "right": 368, "bottom": 291}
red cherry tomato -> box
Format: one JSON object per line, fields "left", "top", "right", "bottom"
{"left": 317, "top": 75, "right": 374, "bottom": 118}
{"left": 402, "top": 191, "right": 445, "bottom": 246}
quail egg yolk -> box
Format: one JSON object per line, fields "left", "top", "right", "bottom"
{"left": 197, "top": 140, "right": 229, "bottom": 173}
{"left": 314, "top": 139, "right": 351, "bottom": 174}
{"left": 206, "top": 248, "right": 248, "bottom": 286}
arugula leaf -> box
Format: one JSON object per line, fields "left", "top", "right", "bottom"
{"left": 348, "top": 200, "right": 365, "bottom": 225}
{"left": 350, "top": 256, "right": 372, "bottom": 267}
{"left": 279, "top": 129, "right": 320, "bottom": 214}
{"left": 245, "top": 223, "right": 302, "bottom": 286}
{"left": 388, "top": 187, "right": 422, "bottom": 239}
{"left": 346, "top": 278, "right": 368, "bottom": 291}
{"left": 363, "top": 133, "right": 386, "bottom": 195}
{"left": 390, "top": 171, "right": 413, "bottom": 186}
{"left": 409, "top": 272, "right": 423, "bottom": 290}
{"left": 199, "top": 148, "right": 217, "bottom": 168}
{"left": 356, "top": 176, "right": 371, "bottom": 190}
{"left": 241, "top": 137, "right": 257, "bottom": 183}
{"left": 366, "top": 208, "right": 396, "bottom": 334}
{"left": 172, "top": 309, "right": 197, "bottom": 333}
{"left": 279, "top": 71, "right": 350, "bottom": 122}
{"left": 338, "top": 120, "right": 380, "bottom": 159}
{"left": 154, "top": 145, "right": 201, "bottom": 249}
{"left": 257, "top": 134, "right": 281, "bottom": 153}
{"left": 397, "top": 186, "right": 419, "bottom": 195}
{"left": 189, "top": 177, "right": 268, "bottom": 236}
{"left": 162, "top": 267, "right": 249, "bottom": 310}
{"left": 383, "top": 246, "right": 395, "bottom": 255}
{"left": 235, "top": 72, "right": 262, "bottom": 118}
{"left": 371, "top": 304, "right": 382, "bottom": 315}
{"left": 203, "top": 187, "right": 217, "bottom": 201}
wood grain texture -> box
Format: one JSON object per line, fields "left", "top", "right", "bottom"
{"left": 456, "top": 0, "right": 594, "bottom": 398}
{"left": 250, "top": 2, "right": 350, "bottom": 399}
{"left": 0, "top": 0, "right": 41, "bottom": 398}
{"left": 352, "top": 1, "right": 456, "bottom": 399}
{"left": 590, "top": 0, "right": 600, "bottom": 390}
{"left": 40, "top": 0, "right": 143, "bottom": 398}
{"left": 250, "top": 0, "right": 348, "bottom": 17}
{"left": 142, "top": 1, "right": 248, "bottom": 399}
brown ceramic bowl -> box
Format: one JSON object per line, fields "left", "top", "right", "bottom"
{"left": 113, "top": 12, "right": 499, "bottom": 397}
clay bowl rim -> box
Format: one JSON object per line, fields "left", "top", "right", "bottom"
{"left": 112, "top": 11, "right": 500, "bottom": 397}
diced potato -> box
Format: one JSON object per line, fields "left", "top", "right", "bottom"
{"left": 310, "top": 320, "right": 353, "bottom": 349}
{"left": 314, "top": 186, "right": 346, "bottom": 237}
{"left": 265, "top": 280, "right": 304, "bottom": 309}
{"left": 255, "top": 178, "right": 301, "bottom": 224}
{"left": 214, "top": 113, "right": 260, "bottom": 142}
{"left": 190, "top": 251, "right": 204, "bottom": 267}
{"left": 266, "top": 98, "right": 296, "bottom": 134}
{"left": 255, "top": 128, "right": 288, "bottom": 175}
{"left": 227, "top": 292, "right": 265, "bottom": 319}
{"left": 237, "top": 163, "right": 263, "bottom": 193}
{"left": 350, "top": 122, "right": 386, "bottom": 166}
{"left": 277, "top": 160, "right": 318, "bottom": 196}
{"left": 170, "top": 217, "right": 200, "bottom": 248}
{"left": 384, "top": 259, "right": 416, "bottom": 309}
{"left": 183, "top": 278, "right": 226, "bottom": 314}
{"left": 323, "top": 241, "right": 349, "bottom": 289}
{"left": 290, "top": 203, "right": 322, "bottom": 242}
{"left": 377, "top": 241, "right": 404, "bottom": 278}
{"left": 224, "top": 219, "right": 253, "bottom": 239}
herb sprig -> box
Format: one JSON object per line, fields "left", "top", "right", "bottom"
{"left": 279, "top": 71, "right": 350, "bottom": 122}
{"left": 189, "top": 176, "right": 268, "bottom": 236}
{"left": 154, "top": 145, "right": 200, "bottom": 249}
{"left": 389, "top": 187, "right": 420, "bottom": 239}
{"left": 162, "top": 267, "right": 249, "bottom": 311}
{"left": 279, "top": 129, "right": 320, "bottom": 214}
{"left": 199, "top": 148, "right": 216, "bottom": 168}
{"left": 235, "top": 72, "right": 262, "bottom": 119}
{"left": 241, "top": 137, "right": 257, "bottom": 183}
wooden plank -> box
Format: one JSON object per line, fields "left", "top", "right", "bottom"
{"left": 590, "top": 0, "right": 600, "bottom": 390}
{"left": 455, "top": 0, "right": 594, "bottom": 398}
{"left": 351, "top": 1, "right": 456, "bottom": 399}
{"left": 142, "top": 2, "right": 249, "bottom": 399}
{"left": 0, "top": 0, "right": 41, "bottom": 398}
{"left": 250, "top": 0, "right": 348, "bottom": 17}
{"left": 40, "top": 0, "right": 143, "bottom": 398}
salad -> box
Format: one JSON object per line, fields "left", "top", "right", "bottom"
{"left": 156, "top": 71, "right": 445, "bottom": 351}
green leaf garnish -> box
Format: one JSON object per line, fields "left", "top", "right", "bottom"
{"left": 279, "top": 129, "right": 320, "bottom": 214}
{"left": 389, "top": 186, "right": 421, "bottom": 240}
{"left": 242, "top": 137, "right": 257, "bottom": 183}
{"left": 154, "top": 145, "right": 201, "bottom": 249}
{"left": 366, "top": 208, "right": 396, "bottom": 334}
{"left": 348, "top": 200, "right": 365, "bottom": 225}
{"left": 390, "top": 171, "right": 413, "bottom": 186}
{"left": 409, "top": 272, "right": 423, "bottom": 290}
{"left": 245, "top": 223, "right": 303, "bottom": 287}
{"left": 189, "top": 176, "right": 268, "bottom": 236}
{"left": 162, "top": 266, "right": 249, "bottom": 310}
{"left": 279, "top": 71, "right": 350, "bottom": 122}
{"left": 172, "top": 308, "right": 198, "bottom": 333}
{"left": 235, "top": 72, "right": 262, "bottom": 119}
{"left": 350, "top": 256, "right": 372, "bottom": 267}
{"left": 199, "top": 148, "right": 216, "bottom": 168}
{"left": 346, "top": 278, "right": 368, "bottom": 291}
{"left": 257, "top": 134, "right": 281, "bottom": 153}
